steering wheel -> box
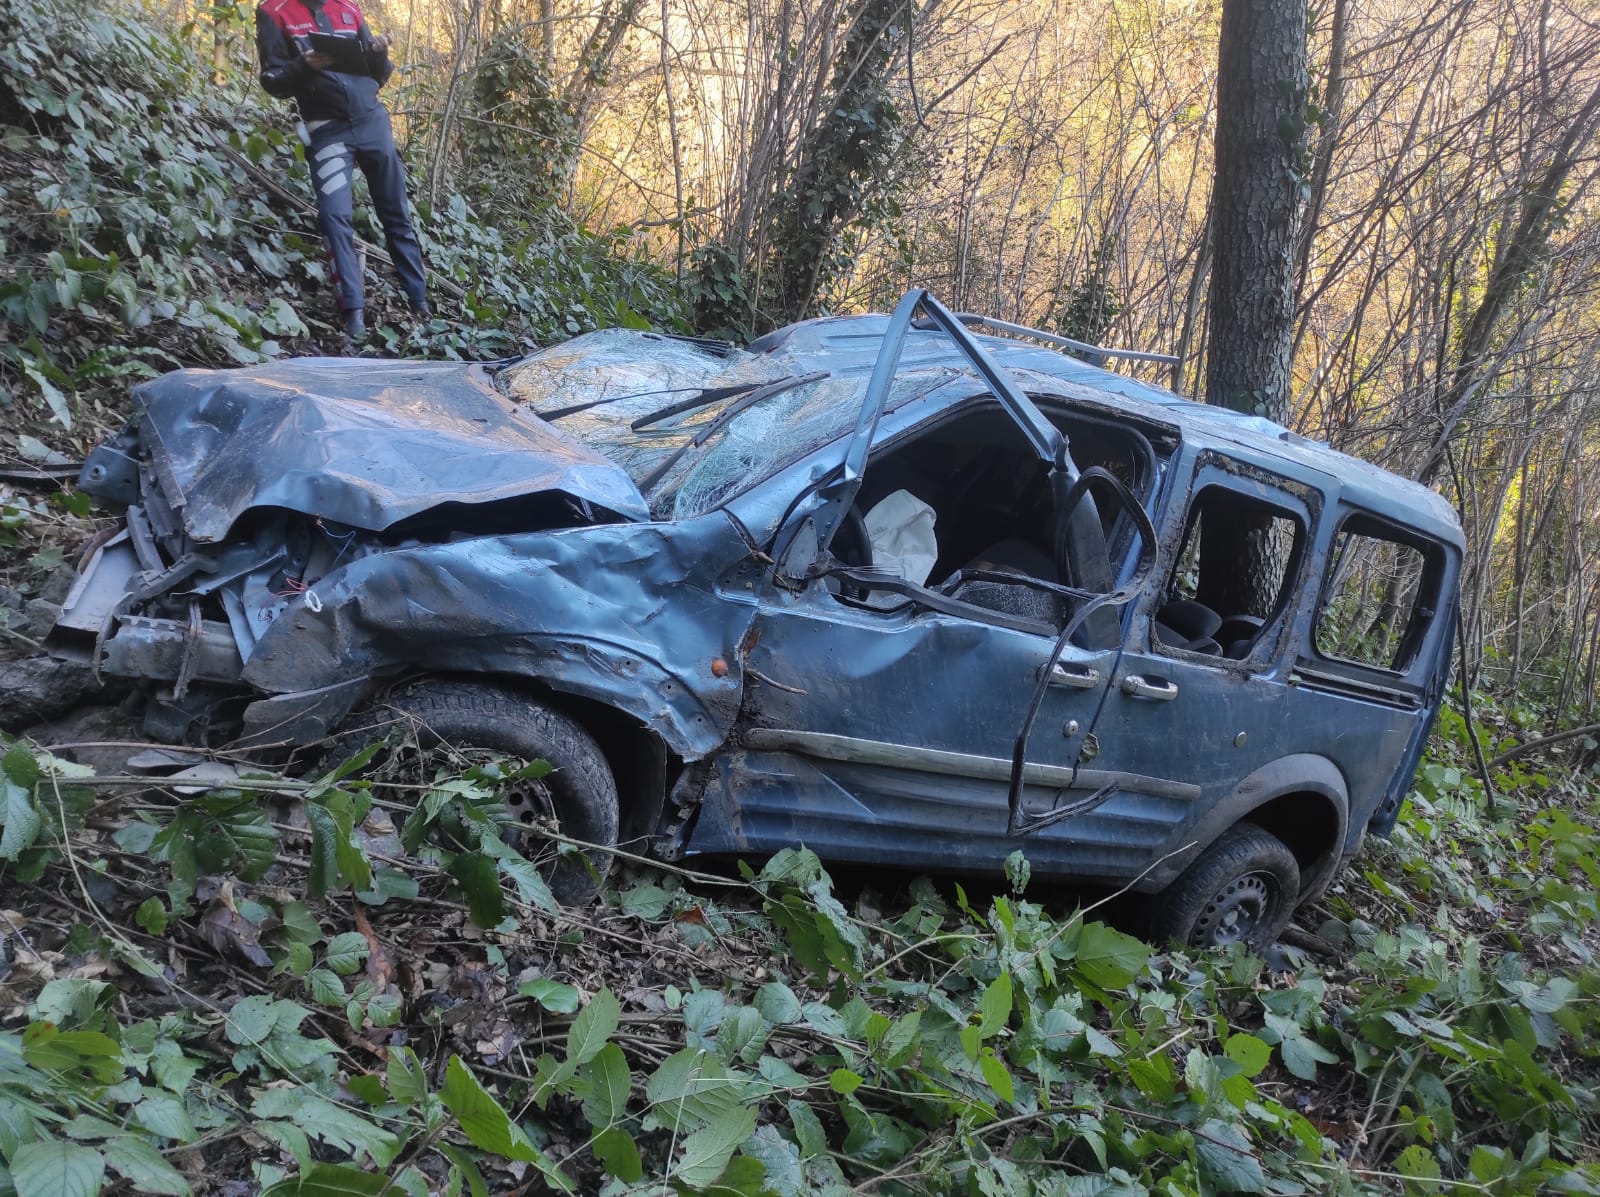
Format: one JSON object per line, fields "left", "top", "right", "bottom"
{"left": 828, "top": 505, "right": 875, "bottom": 600}
{"left": 1053, "top": 466, "right": 1160, "bottom": 647}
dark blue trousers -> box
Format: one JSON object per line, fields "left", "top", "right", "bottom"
{"left": 306, "top": 106, "right": 427, "bottom": 314}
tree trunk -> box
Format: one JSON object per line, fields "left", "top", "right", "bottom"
{"left": 567, "top": 0, "right": 647, "bottom": 137}
{"left": 1291, "top": 0, "right": 1348, "bottom": 319}
{"left": 1205, "top": 0, "right": 1307, "bottom": 421}
{"left": 764, "top": 0, "right": 908, "bottom": 324}
{"left": 1413, "top": 79, "right": 1600, "bottom": 485}
{"left": 1200, "top": 0, "right": 1307, "bottom": 615}
{"left": 1172, "top": 206, "right": 1211, "bottom": 394}
{"left": 211, "top": 0, "right": 233, "bottom": 83}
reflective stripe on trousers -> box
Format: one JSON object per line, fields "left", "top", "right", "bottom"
{"left": 305, "top": 105, "right": 427, "bottom": 314}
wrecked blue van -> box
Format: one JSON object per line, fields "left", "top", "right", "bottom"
{"left": 54, "top": 290, "right": 1463, "bottom": 947}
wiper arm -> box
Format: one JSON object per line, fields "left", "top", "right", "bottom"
{"left": 630, "top": 383, "right": 764, "bottom": 430}
{"left": 494, "top": 384, "right": 745, "bottom": 424}
{"left": 636, "top": 371, "right": 829, "bottom": 494}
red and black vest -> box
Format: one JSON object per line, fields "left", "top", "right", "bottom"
{"left": 256, "top": 0, "right": 391, "bottom": 122}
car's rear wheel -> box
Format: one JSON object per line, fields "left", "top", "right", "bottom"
{"left": 1148, "top": 824, "right": 1299, "bottom": 950}
{"left": 328, "top": 680, "right": 618, "bottom": 903}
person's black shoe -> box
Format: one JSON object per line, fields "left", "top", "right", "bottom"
{"left": 410, "top": 298, "right": 433, "bottom": 319}
{"left": 342, "top": 308, "right": 366, "bottom": 341}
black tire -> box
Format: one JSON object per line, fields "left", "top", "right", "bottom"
{"left": 329, "top": 680, "right": 619, "bottom": 904}
{"left": 1148, "top": 824, "right": 1299, "bottom": 950}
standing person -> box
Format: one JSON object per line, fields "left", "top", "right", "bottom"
{"left": 255, "top": 0, "right": 431, "bottom": 343}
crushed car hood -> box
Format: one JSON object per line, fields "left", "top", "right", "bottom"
{"left": 125, "top": 357, "right": 650, "bottom": 542}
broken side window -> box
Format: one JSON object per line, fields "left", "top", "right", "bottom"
{"left": 1315, "top": 518, "right": 1433, "bottom": 673}
{"left": 1157, "top": 485, "right": 1305, "bottom": 660}
{"left": 850, "top": 406, "right": 1042, "bottom": 563}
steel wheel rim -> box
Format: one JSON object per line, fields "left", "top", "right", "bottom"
{"left": 1191, "top": 872, "right": 1274, "bottom": 948}
{"left": 444, "top": 745, "right": 559, "bottom": 855}
{"left": 380, "top": 740, "right": 560, "bottom": 858}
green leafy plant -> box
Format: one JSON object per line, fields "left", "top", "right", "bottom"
{"left": 6, "top": 689, "right": 1600, "bottom": 1194}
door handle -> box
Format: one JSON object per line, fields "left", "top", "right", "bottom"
{"left": 1120, "top": 674, "right": 1178, "bottom": 701}
{"left": 1049, "top": 663, "right": 1101, "bottom": 689}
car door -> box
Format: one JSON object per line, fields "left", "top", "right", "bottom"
{"left": 680, "top": 290, "right": 1160, "bottom": 879}
{"left": 688, "top": 547, "right": 1123, "bottom": 876}
{"left": 1083, "top": 457, "right": 1326, "bottom": 868}
{"left": 1038, "top": 453, "right": 1455, "bottom": 902}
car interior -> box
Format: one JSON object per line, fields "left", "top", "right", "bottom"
{"left": 828, "top": 400, "right": 1163, "bottom": 642}
{"left": 827, "top": 400, "right": 1306, "bottom": 664}
{"left": 1156, "top": 485, "right": 1305, "bottom": 661}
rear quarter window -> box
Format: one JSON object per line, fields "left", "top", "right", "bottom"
{"left": 1315, "top": 516, "right": 1441, "bottom": 674}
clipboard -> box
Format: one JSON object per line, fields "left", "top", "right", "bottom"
{"left": 307, "top": 32, "right": 371, "bottom": 75}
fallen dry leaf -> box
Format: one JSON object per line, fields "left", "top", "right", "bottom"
{"left": 196, "top": 881, "right": 272, "bottom": 967}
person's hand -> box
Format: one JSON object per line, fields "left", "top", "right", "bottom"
{"left": 369, "top": 34, "right": 390, "bottom": 54}
{"left": 302, "top": 50, "right": 334, "bottom": 70}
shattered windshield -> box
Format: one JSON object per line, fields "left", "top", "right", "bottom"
{"left": 495, "top": 330, "right": 956, "bottom": 520}
{"left": 653, "top": 376, "right": 857, "bottom": 517}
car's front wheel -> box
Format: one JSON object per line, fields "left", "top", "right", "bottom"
{"left": 1148, "top": 824, "right": 1299, "bottom": 950}
{"left": 327, "top": 680, "right": 619, "bottom": 903}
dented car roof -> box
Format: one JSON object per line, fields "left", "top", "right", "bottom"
{"left": 745, "top": 315, "right": 1463, "bottom": 543}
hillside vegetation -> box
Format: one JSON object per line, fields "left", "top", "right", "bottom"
{"left": 0, "top": 0, "right": 684, "bottom": 457}
{"left": 3, "top": 1, "right": 1600, "bottom": 1195}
